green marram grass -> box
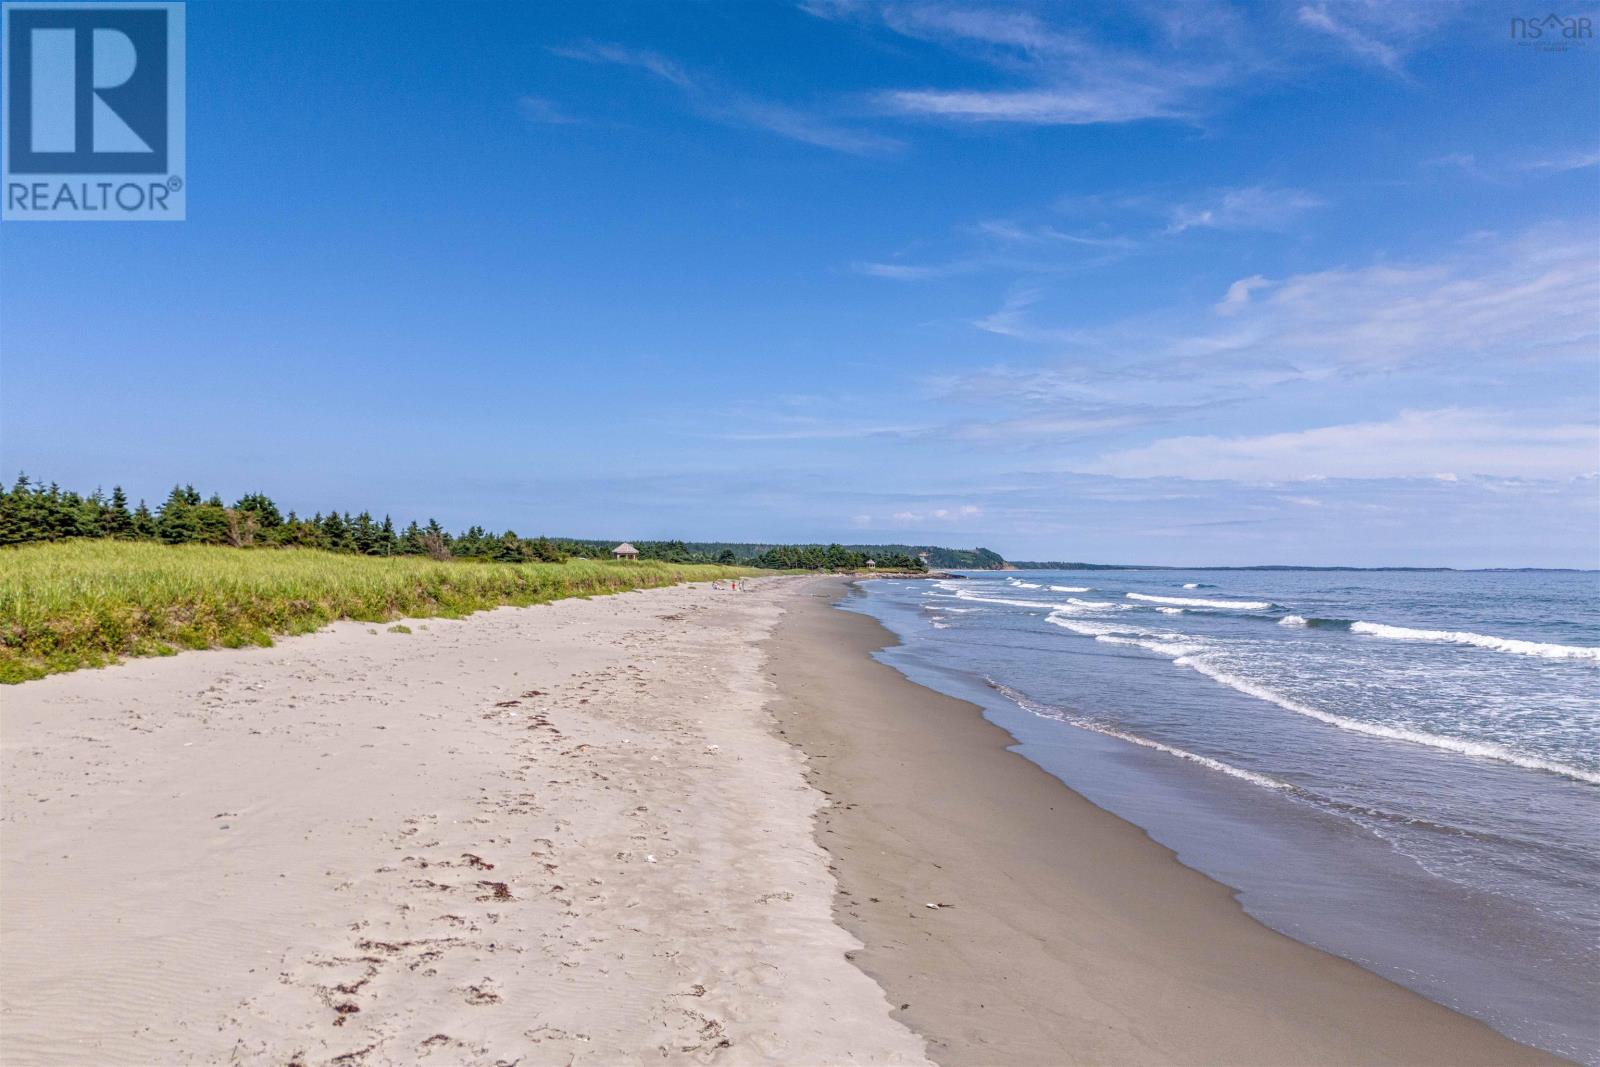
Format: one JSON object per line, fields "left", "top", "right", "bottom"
{"left": 0, "top": 540, "right": 756, "bottom": 684}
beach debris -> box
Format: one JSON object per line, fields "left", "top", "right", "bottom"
{"left": 704, "top": 744, "right": 720, "bottom": 754}
{"left": 646, "top": 854, "right": 657, "bottom": 863}
{"left": 475, "top": 880, "right": 514, "bottom": 901}
{"left": 923, "top": 902, "right": 955, "bottom": 909}
{"left": 463, "top": 980, "right": 501, "bottom": 1005}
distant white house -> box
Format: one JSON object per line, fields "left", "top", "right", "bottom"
{"left": 612, "top": 542, "right": 640, "bottom": 560}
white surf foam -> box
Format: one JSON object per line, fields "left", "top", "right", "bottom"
{"left": 1349, "top": 621, "right": 1600, "bottom": 663}
{"left": 951, "top": 588, "right": 1064, "bottom": 610}
{"left": 1157, "top": 607, "right": 1184, "bottom": 615}
{"left": 1045, "top": 613, "right": 1199, "bottom": 655}
{"left": 1170, "top": 656, "right": 1600, "bottom": 786}
{"left": 1007, "top": 578, "right": 1043, "bottom": 589}
{"left": 989, "top": 681, "right": 1292, "bottom": 791}
{"left": 1051, "top": 598, "right": 1125, "bottom": 613}
{"left": 1279, "top": 615, "right": 1309, "bottom": 627}
{"left": 1049, "top": 585, "right": 1092, "bottom": 592}
{"left": 1183, "top": 582, "right": 1201, "bottom": 589}
{"left": 1044, "top": 610, "right": 1600, "bottom": 785}
{"left": 1127, "top": 593, "right": 1273, "bottom": 610}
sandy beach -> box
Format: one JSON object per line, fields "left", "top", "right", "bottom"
{"left": 0, "top": 575, "right": 1562, "bottom": 1065}
{"left": 0, "top": 579, "right": 924, "bottom": 1066}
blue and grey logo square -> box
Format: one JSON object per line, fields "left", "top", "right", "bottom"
{"left": 2, "top": 2, "right": 184, "bottom": 220}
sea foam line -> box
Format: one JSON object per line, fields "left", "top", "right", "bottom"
{"left": 1050, "top": 585, "right": 1092, "bottom": 592}
{"left": 1171, "top": 656, "right": 1600, "bottom": 786}
{"left": 1044, "top": 611, "right": 1600, "bottom": 786}
{"left": 951, "top": 588, "right": 1068, "bottom": 611}
{"left": 1348, "top": 621, "right": 1600, "bottom": 663}
{"left": 987, "top": 680, "right": 1293, "bottom": 791}
{"left": 1126, "top": 592, "right": 1273, "bottom": 611}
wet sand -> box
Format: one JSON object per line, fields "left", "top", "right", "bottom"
{"left": 768, "top": 576, "right": 1564, "bottom": 1066}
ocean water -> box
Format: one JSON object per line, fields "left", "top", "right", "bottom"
{"left": 844, "top": 569, "right": 1600, "bottom": 1064}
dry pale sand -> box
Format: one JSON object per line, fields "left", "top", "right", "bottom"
{"left": 0, "top": 578, "right": 928, "bottom": 1066}
{"left": 769, "top": 577, "right": 1563, "bottom": 1067}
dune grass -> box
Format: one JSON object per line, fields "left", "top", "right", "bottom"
{"left": 0, "top": 540, "right": 756, "bottom": 684}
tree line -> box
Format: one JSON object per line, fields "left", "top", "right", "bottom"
{"left": 0, "top": 475, "right": 928, "bottom": 571}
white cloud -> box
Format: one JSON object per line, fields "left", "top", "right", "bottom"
{"left": 1297, "top": 5, "right": 1402, "bottom": 70}
{"left": 881, "top": 84, "right": 1199, "bottom": 126}
{"left": 550, "top": 42, "right": 898, "bottom": 154}
{"left": 819, "top": 4, "right": 1231, "bottom": 126}
{"left": 516, "top": 96, "right": 579, "bottom": 125}
{"left": 1521, "top": 149, "right": 1600, "bottom": 173}
{"left": 882, "top": 504, "right": 984, "bottom": 523}
{"left": 1294, "top": 1, "right": 1451, "bottom": 71}
{"left": 1167, "top": 186, "right": 1325, "bottom": 233}
{"left": 1235, "top": 229, "right": 1598, "bottom": 369}
{"left": 971, "top": 219, "right": 1136, "bottom": 249}
{"left": 974, "top": 224, "right": 1599, "bottom": 375}
{"left": 1216, "top": 274, "right": 1272, "bottom": 315}
{"left": 853, "top": 260, "right": 970, "bottom": 281}
{"left": 1075, "top": 409, "right": 1600, "bottom": 482}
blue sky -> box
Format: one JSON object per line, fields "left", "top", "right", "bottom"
{"left": 2, "top": 0, "right": 1597, "bottom": 566}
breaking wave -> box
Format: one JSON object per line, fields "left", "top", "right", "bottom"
{"left": 1040, "top": 610, "right": 1600, "bottom": 785}
{"left": 1170, "top": 655, "right": 1600, "bottom": 786}
{"left": 1349, "top": 622, "right": 1600, "bottom": 663}
{"left": 1127, "top": 593, "right": 1274, "bottom": 611}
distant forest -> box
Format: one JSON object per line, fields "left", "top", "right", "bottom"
{"left": 0, "top": 475, "right": 1006, "bottom": 571}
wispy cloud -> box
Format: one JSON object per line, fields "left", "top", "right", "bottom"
{"left": 808, "top": 3, "right": 1233, "bottom": 126}
{"left": 1521, "top": 148, "right": 1600, "bottom": 173}
{"left": 880, "top": 83, "right": 1204, "bottom": 126}
{"left": 1296, "top": 5, "right": 1402, "bottom": 70}
{"left": 852, "top": 259, "right": 978, "bottom": 281}
{"left": 516, "top": 95, "right": 580, "bottom": 125}
{"left": 1295, "top": 1, "right": 1452, "bottom": 72}
{"left": 973, "top": 288, "right": 1097, "bottom": 345}
{"left": 550, "top": 42, "right": 899, "bottom": 154}
{"left": 970, "top": 219, "right": 1137, "bottom": 249}
{"left": 854, "top": 503, "right": 984, "bottom": 527}
{"left": 1074, "top": 408, "right": 1600, "bottom": 482}
{"left": 1215, "top": 274, "right": 1271, "bottom": 316}
{"left": 1166, "top": 186, "right": 1325, "bottom": 234}
{"left": 972, "top": 224, "right": 1599, "bottom": 376}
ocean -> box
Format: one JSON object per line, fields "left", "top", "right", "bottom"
{"left": 845, "top": 569, "right": 1600, "bottom": 1064}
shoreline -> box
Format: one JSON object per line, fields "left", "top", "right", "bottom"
{"left": 770, "top": 575, "right": 1562, "bottom": 1065}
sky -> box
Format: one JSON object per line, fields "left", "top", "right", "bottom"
{"left": 2, "top": 0, "right": 1597, "bottom": 566}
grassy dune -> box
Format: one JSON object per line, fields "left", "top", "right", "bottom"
{"left": 0, "top": 541, "right": 755, "bottom": 684}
